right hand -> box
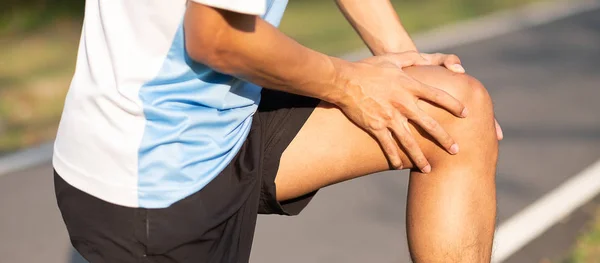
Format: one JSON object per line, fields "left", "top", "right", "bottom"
{"left": 332, "top": 52, "right": 468, "bottom": 172}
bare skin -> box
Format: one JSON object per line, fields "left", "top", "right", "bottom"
{"left": 185, "top": 3, "right": 499, "bottom": 262}
{"left": 275, "top": 65, "right": 498, "bottom": 262}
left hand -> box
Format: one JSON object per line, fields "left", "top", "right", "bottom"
{"left": 419, "top": 53, "right": 465, "bottom": 73}
{"left": 384, "top": 52, "right": 504, "bottom": 140}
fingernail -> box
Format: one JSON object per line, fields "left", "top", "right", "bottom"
{"left": 497, "top": 126, "right": 504, "bottom": 140}
{"left": 393, "top": 159, "right": 403, "bottom": 170}
{"left": 461, "top": 107, "right": 469, "bottom": 118}
{"left": 450, "top": 144, "right": 459, "bottom": 154}
{"left": 422, "top": 164, "right": 432, "bottom": 173}
{"left": 453, "top": 64, "right": 465, "bottom": 73}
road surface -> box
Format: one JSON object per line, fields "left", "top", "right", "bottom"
{"left": 0, "top": 4, "right": 599, "bottom": 263}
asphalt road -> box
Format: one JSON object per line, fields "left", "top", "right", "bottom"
{"left": 1, "top": 6, "right": 599, "bottom": 263}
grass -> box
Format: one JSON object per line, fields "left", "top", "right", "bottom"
{"left": 0, "top": 20, "right": 80, "bottom": 154}
{"left": 562, "top": 208, "right": 600, "bottom": 263}
{"left": 281, "top": 0, "right": 546, "bottom": 55}
{"left": 0, "top": 0, "right": 548, "bottom": 153}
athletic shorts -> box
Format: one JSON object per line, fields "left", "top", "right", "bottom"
{"left": 54, "top": 89, "right": 321, "bottom": 263}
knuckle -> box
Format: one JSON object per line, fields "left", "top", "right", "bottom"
{"left": 432, "top": 90, "right": 443, "bottom": 102}
{"left": 422, "top": 116, "right": 439, "bottom": 130}
{"left": 402, "top": 109, "right": 418, "bottom": 120}
{"left": 425, "top": 88, "right": 444, "bottom": 103}
{"left": 414, "top": 156, "right": 428, "bottom": 166}
{"left": 384, "top": 143, "right": 395, "bottom": 153}
{"left": 402, "top": 136, "right": 418, "bottom": 149}
{"left": 393, "top": 102, "right": 411, "bottom": 114}
{"left": 382, "top": 109, "right": 394, "bottom": 121}
{"left": 368, "top": 120, "right": 386, "bottom": 131}
{"left": 379, "top": 116, "right": 391, "bottom": 124}
{"left": 376, "top": 134, "right": 392, "bottom": 149}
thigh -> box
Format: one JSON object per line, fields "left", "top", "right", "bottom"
{"left": 274, "top": 65, "right": 489, "bottom": 201}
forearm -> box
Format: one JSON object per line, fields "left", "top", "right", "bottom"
{"left": 184, "top": 4, "right": 350, "bottom": 104}
{"left": 336, "top": 0, "right": 416, "bottom": 55}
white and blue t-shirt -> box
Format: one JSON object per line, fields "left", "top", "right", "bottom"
{"left": 53, "top": 0, "right": 289, "bottom": 208}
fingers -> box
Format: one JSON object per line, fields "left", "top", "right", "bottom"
{"left": 441, "top": 54, "right": 464, "bottom": 73}
{"left": 416, "top": 82, "right": 468, "bottom": 118}
{"left": 382, "top": 51, "right": 429, "bottom": 68}
{"left": 421, "top": 53, "right": 465, "bottom": 73}
{"left": 373, "top": 130, "right": 403, "bottom": 169}
{"left": 408, "top": 108, "right": 459, "bottom": 155}
{"left": 374, "top": 52, "right": 466, "bottom": 73}
{"left": 390, "top": 119, "right": 431, "bottom": 173}
{"left": 495, "top": 118, "right": 504, "bottom": 140}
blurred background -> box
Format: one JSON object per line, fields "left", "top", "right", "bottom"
{"left": 1, "top": 0, "right": 599, "bottom": 262}
{"left": 0, "top": 0, "right": 541, "bottom": 154}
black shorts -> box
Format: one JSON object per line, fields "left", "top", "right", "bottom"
{"left": 54, "top": 89, "right": 321, "bottom": 263}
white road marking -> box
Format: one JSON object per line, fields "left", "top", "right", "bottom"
{"left": 492, "top": 160, "right": 600, "bottom": 262}
{"left": 2, "top": 0, "right": 597, "bottom": 178}
{"left": 343, "top": 0, "right": 600, "bottom": 60}
{"left": 340, "top": 1, "right": 600, "bottom": 261}
{"left": 1, "top": 1, "right": 600, "bottom": 263}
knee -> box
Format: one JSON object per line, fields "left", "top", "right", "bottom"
{"left": 453, "top": 74, "right": 494, "bottom": 118}
{"left": 404, "top": 66, "right": 498, "bottom": 177}
{"left": 406, "top": 66, "right": 495, "bottom": 128}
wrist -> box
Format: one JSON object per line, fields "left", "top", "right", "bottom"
{"left": 322, "top": 57, "right": 356, "bottom": 107}
{"left": 376, "top": 43, "right": 418, "bottom": 55}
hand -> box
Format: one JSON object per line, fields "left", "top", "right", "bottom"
{"left": 386, "top": 52, "right": 505, "bottom": 141}
{"left": 419, "top": 53, "right": 465, "bottom": 73}
{"left": 333, "top": 51, "right": 467, "bottom": 172}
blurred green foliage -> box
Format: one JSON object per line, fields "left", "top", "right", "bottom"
{"left": 282, "top": 0, "right": 540, "bottom": 54}
{"left": 2, "top": 0, "right": 536, "bottom": 40}
{"left": 562, "top": 208, "right": 600, "bottom": 262}
{"left": 0, "top": 0, "right": 545, "bottom": 154}
{"left": 0, "top": 0, "right": 84, "bottom": 35}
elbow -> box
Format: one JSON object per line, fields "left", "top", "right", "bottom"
{"left": 184, "top": 2, "right": 252, "bottom": 76}
{"left": 185, "top": 36, "right": 237, "bottom": 75}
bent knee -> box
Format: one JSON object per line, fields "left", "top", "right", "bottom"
{"left": 405, "top": 65, "right": 492, "bottom": 110}
{"left": 404, "top": 65, "right": 497, "bottom": 164}
{"left": 404, "top": 65, "right": 495, "bottom": 126}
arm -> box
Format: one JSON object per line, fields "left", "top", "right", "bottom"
{"left": 336, "top": 0, "right": 504, "bottom": 139}
{"left": 335, "top": 0, "right": 464, "bottom": 72}
{"left": 184, "top": 4, "right": 342, "bottom": 103}
{"left": 184, "top": 3, "right": 467, "bottom": 170}
{"left": 335, "top": 0, "right": 416, "bottom": 55}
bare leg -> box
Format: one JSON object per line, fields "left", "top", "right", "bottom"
{"left": 275, "top": 65, "right": 498, "bottom": 262}
{"left": 404, "top": 67, "right": 498, "bottom": 262}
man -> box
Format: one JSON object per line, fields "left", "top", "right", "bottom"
{"left": 53, "top": 0, "right": 502, "bottom": 262}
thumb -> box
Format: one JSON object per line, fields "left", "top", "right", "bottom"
{"left": 384, "top": 51, "right": 429, "bottom": 68}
